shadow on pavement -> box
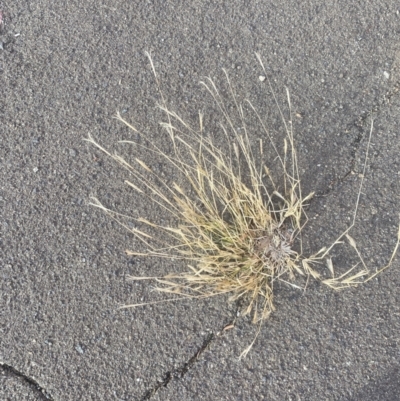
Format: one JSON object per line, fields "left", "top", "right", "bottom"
{"left": 343, "top": 366, "right": 400, "bottom": 401}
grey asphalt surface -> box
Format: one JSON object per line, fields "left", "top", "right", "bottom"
{"left": 1, "top": 1, "right": 400, "bottom": 400}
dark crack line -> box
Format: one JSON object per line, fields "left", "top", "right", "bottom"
{"left": 139, "top": 310, "right": 238, "bottom": 401}
{"left": 315, "top": 79, "right": 400, "bottom": 198}
{"left": 139, "top": 332, "right": 214, "bottom": 401}
{"left": 0, "top": 362, "right": 54, "bottom": 401}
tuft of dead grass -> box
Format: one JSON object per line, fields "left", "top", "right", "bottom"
{"left": 85, "top": 53, "right": 400, "bottom": 357}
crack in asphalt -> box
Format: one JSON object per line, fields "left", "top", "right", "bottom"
{"left": 0, "top": 362, "right": 54, "bottom": 401}
{"left": 139, "top": 311, "right": 238, "bottom": 401}
{"left": 315, "top": 79, "right": 400, "bottom": 197}
{"left": 139, "top": 332, "right": 214, "bottom": 401}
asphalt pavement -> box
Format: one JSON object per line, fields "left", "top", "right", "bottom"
{"left": 1, "top": 1, "right": 400, "bottom": 400}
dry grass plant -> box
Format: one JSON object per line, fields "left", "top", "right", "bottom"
{"left": 86, "top": 53, "right": 400, "bottom": 357}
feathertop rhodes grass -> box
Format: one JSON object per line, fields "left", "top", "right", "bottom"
{"left": 86, "top": 54, "right": 400, "bottom": 357}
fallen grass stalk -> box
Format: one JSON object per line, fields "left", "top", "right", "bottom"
{"left": 86, "top": 53, "right": 400, "bottom": 357}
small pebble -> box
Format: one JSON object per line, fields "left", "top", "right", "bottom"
{"left": 69, "top": 148, "right": 77, "bottom": 157}
{"left": 33, "top": 167, "right": 38, "bottom": 173}
{"left": 259, "top": 75, "right": 266, "bottom": 82}
{"left": 75, "top": 344, "right": 84, "bottom": 354}
{"left": 383, "top": 71, "right": 390, "bottom": 80}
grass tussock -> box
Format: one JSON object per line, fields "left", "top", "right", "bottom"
{"left": 86, "top": 53, "right": 400, "bottom": 357}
